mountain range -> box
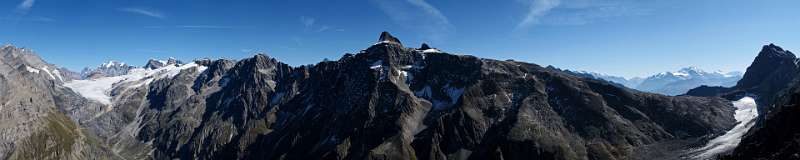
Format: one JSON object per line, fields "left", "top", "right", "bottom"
{"left": 0, "top": 33, "right": 797, "bottom": 160}
{"left": 563, "top": 67, "right": 742, "bottom": 96}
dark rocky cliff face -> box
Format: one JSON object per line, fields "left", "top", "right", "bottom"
{"left": 737, "top": 44, "right": 797, "bottom": 89}
{"left": 736, "top": 44, "right": 799, "bottom": 109}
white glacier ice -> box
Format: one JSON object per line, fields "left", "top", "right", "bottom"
{"left": 689, "top": 96, "right": 758, "bottom": 159}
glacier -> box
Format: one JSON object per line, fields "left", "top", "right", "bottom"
{"left": 689, "top": 96, "right": 758, "bottom": 159}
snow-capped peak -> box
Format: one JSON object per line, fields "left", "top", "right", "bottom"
{"left": 678, "top": 66, "right": 702, "bottom": 74}
{"left": 100, "top": 60, "right": 128, "bottom": 68}
{"left": 656, "top": 67, "right": 711, "bottom": 78}
{"left": 82, "top": 60, "right": 136, "bottom": 79}
{"left": 638, "top": 67, "right": 744, "bottom": 95}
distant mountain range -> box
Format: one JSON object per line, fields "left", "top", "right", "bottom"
{"left": 562, "top": 70, "right": 645, "bottom": 88}
{"left": 564, "top": 67, "right": 743, "bottom": 95}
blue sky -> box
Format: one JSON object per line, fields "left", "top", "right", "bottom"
{"left": 1, "top": 0, "right": 798, "bottom": 78}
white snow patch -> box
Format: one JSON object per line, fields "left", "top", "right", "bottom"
{"left": 164, "top": 62, "right": 202, "bottom": 78}
{"left": 63, "top": 76, "right": 126, "bottom": 105}
{"left": 412, "top": 84, "right": 464, "bottom": 110}
{"left": 370, "top": 60, "right": 388, "bottom": 80}
{"left": 422, "top": 49, "right": 440, "bottom": 53}
{"left": 40, "top": 66, "right": 56, "bottom": 80}
{"left": 52, "top": 69, "right": 64, "bottom": 81}
{"left": 374, "top": 41, "right": 395, "bottom": 45}
{"left": 370, "top": 60, "right": 383, "bottom": 69}
{"left": 690, "top": 96, "right": 758, "bottom": 159}
{"left": 25, "top": 66, "right": 40, "bottom": 73}
{"left": 670, "top": 71, "right": 689, "bottom": 77}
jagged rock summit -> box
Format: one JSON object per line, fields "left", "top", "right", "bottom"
{"left": 758, "top": 43, "right": 795, "bottom": 59}
{"left": 737, "top": 43, "right": 799, "bottom": 90}
{"left": 378, "top": 31, "right": 402, "bottom": 45}
{"left": 419, "top": 43, "right": 432, "bottom": 50}
{"left": 144, "top": 57, "right": 183, "bottom": 69}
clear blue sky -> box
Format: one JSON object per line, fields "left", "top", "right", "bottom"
{"left": 1, "top": 0, "right": 798, "bottom": 78}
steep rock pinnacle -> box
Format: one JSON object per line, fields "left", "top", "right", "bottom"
{"left": 419, "top": 43, "right": 432, "bottom": 50}
{"left": 379, "top": 31, "right": 402, "bottom": 45}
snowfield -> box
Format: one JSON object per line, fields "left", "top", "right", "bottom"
{"left": 63, "top": 76, "right": 127, "bottom": 105}
{"left": 689, "top": 96, "right": 758, "bottom": 159}
{"left": 64, "top": 62, "right": 206, "bottom": 105}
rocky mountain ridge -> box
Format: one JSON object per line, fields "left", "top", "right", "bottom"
{"left": 1, "top": 33, "right": 748, "bottom": 160}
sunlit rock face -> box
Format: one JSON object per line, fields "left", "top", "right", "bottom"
{"left": 0, "top": 45, "right": 114, "bottom": 159}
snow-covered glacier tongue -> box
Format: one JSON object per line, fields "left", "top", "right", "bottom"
{"left": 688, "top": 96, "right": 758, "bottom": 159}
